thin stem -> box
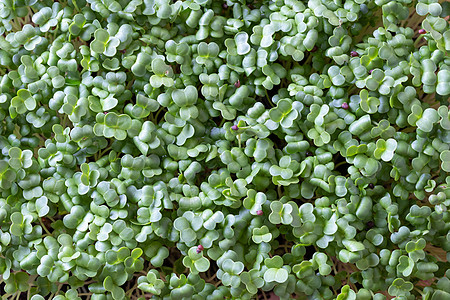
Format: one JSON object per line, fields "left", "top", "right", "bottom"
{"left": 414, "top": 36, "right": 424, "bottom": 49}
{"left": 303, "top": 53, "right": 313, "bottom": 66}
{"left": 72, "top": 0, "right": 80, "bottom": 12}
{"left": 53, "top": 25, "right": 60, "bottom": 42}
{"left": 264, "top": 88, "right": 273, "bottom": 107}
{"left": 125, "top": 282, "right": 139, "bottom": 296}
{"left": 153, "top": 108, "right": 165, "bottom": 124}
{"left": 39, "top": 218, "right": 52, "bottom": 235}
{"left": 54, "top": 283, "right": 63, "bottom": 297}
{"left": 207, "top": 273, "right": 216, "bottom": 282}
{"left": 126, "top": 278, "right": 131, "bottom": 294}
{"left": 61, "top": 114, "right": 68, "bottom": 128}
{"left": 334, "top": 161, "right": 347, "bottom": 169}
{"left": 414, "top": 287, "right": 423, "bottom": 296}
{"left": 331, "top": 257, "right": 338, "bottom": 275}
{"left": 347, "top": 85, "right": 359, "bottom": 96}
{"left": 126, "top": 79, "right": 135, "bottom": 91}
{"left": 262, "top": 290, "right": 268, "bottom": 300}
{"left": 98, "top": 145, "right": 113, "bottom": 158}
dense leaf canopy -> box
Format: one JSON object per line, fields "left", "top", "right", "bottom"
{"left": 0, "top": 0, "right": 449, "bottom": 299}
